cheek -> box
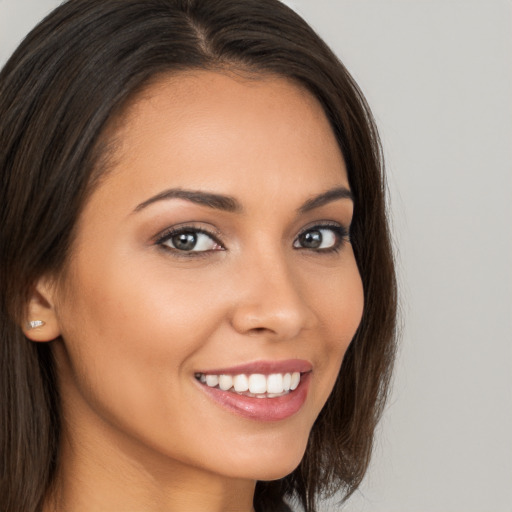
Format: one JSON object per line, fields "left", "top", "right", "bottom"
{"left": 62, "top": 252, "right": 223, "bottom": 346}
{"left": 314, "top": 256, "right": 364, "bottom": 340}
{"left": 53, "top": 257, "right": 225, "bottom": 420}
{"left": 307, "top": 256, "right": 364, "bottom": 397}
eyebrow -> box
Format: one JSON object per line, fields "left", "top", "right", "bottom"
{"left": 298, "top": 186, "right": 353, "bottom": 213}
{"left": 133, "top": 188, "right": 241, "bottom": 213}
{"left": 133, "top": 185, "right": 353, "bottom": 214}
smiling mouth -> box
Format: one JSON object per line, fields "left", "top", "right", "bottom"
{"left": 194, "top": 372, "right": 303, "bottom": 398}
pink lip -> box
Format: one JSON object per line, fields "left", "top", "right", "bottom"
{"left": 195, "top": 359, "right": 312, "bottom": 422}
{"left": 197, "top": 358, "right": 312, "bottom": 375}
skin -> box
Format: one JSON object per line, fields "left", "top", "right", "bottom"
{"left": 26, "top": 71, "right": 364, "bottom": 512}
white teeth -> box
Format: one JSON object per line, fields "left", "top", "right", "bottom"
{"left": 267, "top": 373, "right": 284, "bottom": 394}
{"left": 205, "top": 374, "right": 219, "bottom": 387}
{"left": 233, "top": 374, "right": 249, "bottom": 392}
{"left": 248, "top": 374, "right": 267, "bottom": 394}
{"left": 218, "top": 375, "right": 233, "bottom": 391}
{"left": 290, "top": 372, "right": 300, "bottom": 391}
{"left": 283, "top": 373, "right": 292, "bottom": 391}
{"left": 199, "top": 371, "right": 304, "bottom": 396}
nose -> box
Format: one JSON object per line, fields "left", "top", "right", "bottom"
{"left": 229, "top": 251, "right": 317, "bottom": 341}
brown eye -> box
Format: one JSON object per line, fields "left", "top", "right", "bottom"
{"left": 171, "top": 232, "right": 198, "bottom": 251}
{"left": 160, "top": 229, "right": 222, "bottom": 252}
{"left": 298, "top": 230, "right": 323, "bottom": 249}
{"left": 293, "top": 226, "right": 344, "bottom": 251}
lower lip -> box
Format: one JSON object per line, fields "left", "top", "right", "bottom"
{"left": 198, "top": 373, "right": 311, "bottom": 422}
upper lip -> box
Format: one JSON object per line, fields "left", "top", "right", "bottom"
{"left": 196, "top": 359, "right": 312, "bottom": 375}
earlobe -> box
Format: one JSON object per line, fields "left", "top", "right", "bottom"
{"left": 23, "top": 279, "right": 61, "bottom": 342}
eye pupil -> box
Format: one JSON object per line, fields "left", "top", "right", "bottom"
{"left": 172, "top": 232, "right": 197, "bottom": 251}
{"left": 299, "top": 230, "right": 322, "bottom": 249}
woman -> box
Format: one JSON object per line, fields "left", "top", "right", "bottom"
{"left": 0, "top": 1, "right": 397, "bottom": 511}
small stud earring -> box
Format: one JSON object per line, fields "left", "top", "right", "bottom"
{"left": 26, "top": 320, "right": 46, "bottom": 330}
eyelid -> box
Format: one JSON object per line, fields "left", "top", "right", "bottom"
{"left": 296, "top": 220, "right": 350, "bottom": 238}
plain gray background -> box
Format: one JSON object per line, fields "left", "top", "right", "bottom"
{"left": 1, "top": 1, "right": 511, "bottom": 511}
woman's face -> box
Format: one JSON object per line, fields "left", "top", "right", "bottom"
{"left": 49, "top": 71, "right": 364, "bottom": 482}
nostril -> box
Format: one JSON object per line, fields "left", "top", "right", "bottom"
{"left": 249, "top": 327, "right": 268, "bottom": 334}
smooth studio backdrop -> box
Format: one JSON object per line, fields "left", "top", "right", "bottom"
{"left": 1, "top": 1, "right": 511, "bottom": 511}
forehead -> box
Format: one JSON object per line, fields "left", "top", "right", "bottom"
{"left": 93, "top": 70, "right": 348, "bottom": 210}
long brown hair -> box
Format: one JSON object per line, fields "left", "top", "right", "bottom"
{"left": 0, "top": 1, "right": 397, "bottom": 511}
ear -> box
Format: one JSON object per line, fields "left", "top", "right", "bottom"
{"left": 23, "top": 278, "right": 61, "bottom": 342}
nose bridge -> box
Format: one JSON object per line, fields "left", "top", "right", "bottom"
{"left": 230, "top": 242, "right": 315, "bottom": 339}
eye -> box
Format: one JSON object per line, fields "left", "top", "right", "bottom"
{"left": 157, "top": 227, "right": 223, "bottom": 253}
{"left": 293, "top": 224, "right": 349, "bottom": 252}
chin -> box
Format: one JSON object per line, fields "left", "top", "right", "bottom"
{"left": 221, "top": 436, "right": 309, "bottom": 482}
{"left": 256, "top": 461, "right": 303, "bottom": 482}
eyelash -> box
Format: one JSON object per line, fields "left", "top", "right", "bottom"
{"left": 154, "top": 222, "right": 350, "bottom": 257}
